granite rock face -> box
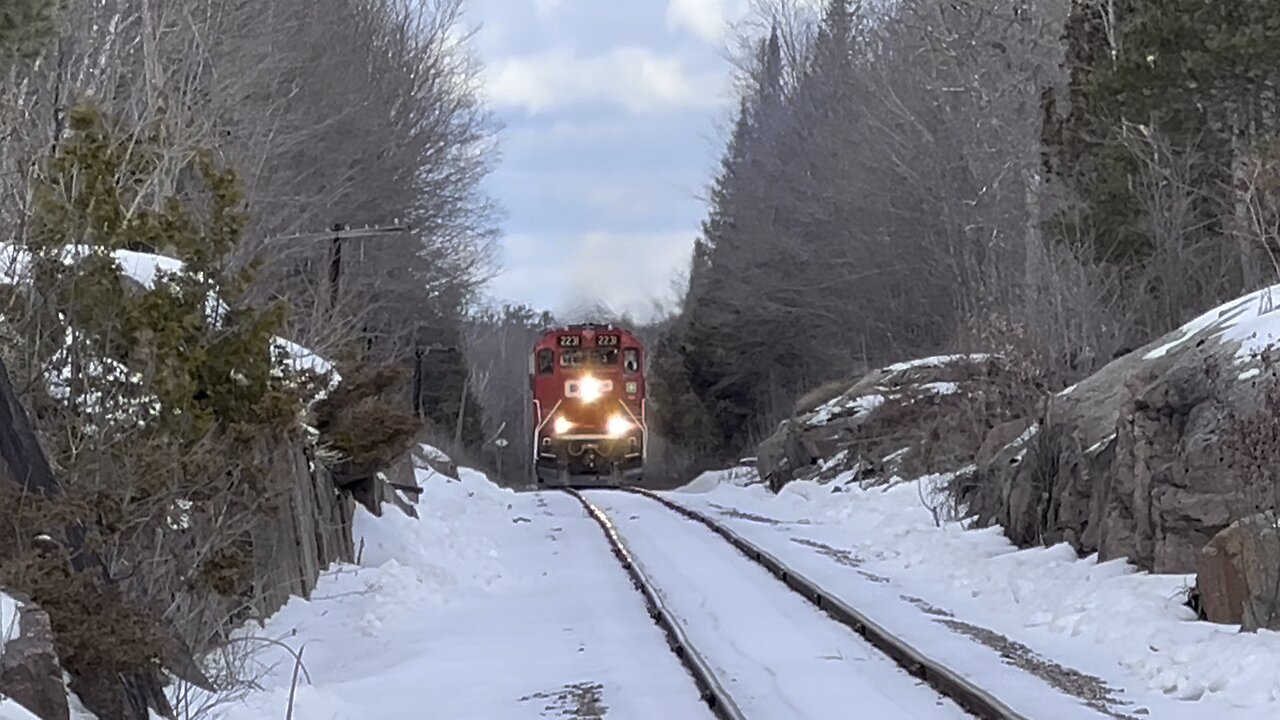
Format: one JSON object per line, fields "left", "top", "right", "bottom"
{"left": 967, "top": 288, "right": 1280, "bottom": 573}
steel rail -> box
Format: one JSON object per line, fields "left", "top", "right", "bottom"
{"left": 607, "top": 487, "right": 1030, "bottom": 720}
{"left": 561, "top": 489, "right": 747, "bottom": 720}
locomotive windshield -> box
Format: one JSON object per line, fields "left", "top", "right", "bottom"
{"left": 558, "top": 348, "right": 618, "bottom": 367}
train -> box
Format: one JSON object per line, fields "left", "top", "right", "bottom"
{"left": 529, "top": 323, "right": 646, "bottom": 487}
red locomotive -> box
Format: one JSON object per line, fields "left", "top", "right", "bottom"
{"left": 529, "top": 323, "right": 646, "bottom": 486}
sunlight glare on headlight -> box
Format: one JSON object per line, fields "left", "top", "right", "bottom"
{"left": 580, "top": 375, "right": 604, "bottom": 403}
{"left": 607, "top": 415, "right": 633, "bottom": 438}
{"left": 553, "top": 416, "right": 573, "bottom": 435}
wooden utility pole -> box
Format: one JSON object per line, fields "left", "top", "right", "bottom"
{"left": 262, "top": 223, "right": 410, "bottom": 317}
{"left": 328, "top": 222, "right": 344, "bottom": 313}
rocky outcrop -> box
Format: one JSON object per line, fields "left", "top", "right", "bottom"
{"left": 0, "top": 597, "right": 67, "bottom": 720}
{"left": 1196, "top": 514, "right": 1280, "bottom": 630}
{"left": 968, "top": 287, "right": 1280, "bottom": 574}
{"left": 757, "top": 355, "right": 1025, "bottom": 491}
{"left": 250, "top": 438, "right": 356, "bottom": 614}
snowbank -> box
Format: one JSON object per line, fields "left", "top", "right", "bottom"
{"left": 352, "top": 466, "right": 508, "bottom": 601}
{"left": 211, "top": 464, "right": 518, "bottom": 719}
{"left": 679, "top": 472, "right": 1280, "bottom": 716}
{"left": 677, "top": 465, "right": 764, "bottom": 493}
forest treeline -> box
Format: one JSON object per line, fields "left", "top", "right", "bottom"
{"left": 0, "top": 1, "right": 498, "bottom": 716}
{"left": 0, "top": 0, "right": 498, "bottom": 439}
{"left": 651, "top": 0, "right": 1280, "bottom": 464}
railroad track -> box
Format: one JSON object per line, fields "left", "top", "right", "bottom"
{"left": 564, "top": 486, "right": 1027, "bottom": 720}
{"left": 561, "top": 488, "right": 746, "bottom": 720}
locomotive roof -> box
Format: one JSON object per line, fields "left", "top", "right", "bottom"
{"left": 542, "top": 322, "right": 637, "bottom": 334}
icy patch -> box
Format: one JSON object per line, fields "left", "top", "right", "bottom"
{"left": 1239, "top": 368, "right": 1262, "bottom": 381}
{"left": 1145, "top": 285, "right": 1280, "bottom": 361}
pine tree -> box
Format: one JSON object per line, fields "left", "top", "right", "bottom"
{"left": 0, "top": 0, "right": 58, "bottom": 64}
{"left": 1050, "top": 0, "right": 1280, "bottom": 265}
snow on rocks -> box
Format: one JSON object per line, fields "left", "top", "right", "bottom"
{"left": 0, "top": 697, "right": 41, "bottom": 720}
{"left": 0, "top": 244, "right": 340, "bottom": 404}
{"left": 760, "top": 354, "right": 1016, "bottom": 490}
{"left": 806, "top": 392, "right": 885, "bottom": 427}
{"left": 1144, "top": 285, "right": 1280, "bottom": 361}
{"left": 0, "top": 591, "right": 17, "bottom": 658}
{"left": 881, "top": 353, "right": 996, "bottom": 374}
{"left": 801, "top": 354, "right": 993, "bottom": 430}
{"left": 676, "top": 472, "right": 1280, "bottom": 717}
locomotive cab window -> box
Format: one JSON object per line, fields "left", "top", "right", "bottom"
{"left": 537, "top": 349, "right": 554, "bottom": 374}
{"left": 593, "top": 348, "right": 618, "bottom": 366}
{"left": 560, "top": 349, "right": 584, "bottom": 367}
{"left": 623, "top": 348, "right": 640, "bottom": 374}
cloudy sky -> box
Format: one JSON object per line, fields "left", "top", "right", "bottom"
{"left": 467, "top": 0, "right": 754, "bottom": 320}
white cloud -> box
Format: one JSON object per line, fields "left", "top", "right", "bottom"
{"left": 565, "top": 231, "right": 693, "bottom": 310}
{"left": 665, "top": 0, "right": 747, "bottom": 43}
{"left": 486, "top": 48, "right": 726, "bottom": 114}
{"left": 533, "top": 0, "right": 561, "bottom": 18}
{"left": 487, "top": 231, "right": 694, "bottom": 319}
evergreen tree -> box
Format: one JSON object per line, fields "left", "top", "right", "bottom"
{"left": 1051, "top": 0, "right": 1280, "bottom": 265}
{"left": 0, "top": 0, "right": 58, "bottom": 64}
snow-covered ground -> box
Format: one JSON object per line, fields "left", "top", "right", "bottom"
{"left": 674, "top": 468, "right": 1280, "bottom": 718}
{"left": 210, "top": 457, "right": 707, "bottom": 720}
{"left": 586, "top": 490, "right": 968, "bottom": 718}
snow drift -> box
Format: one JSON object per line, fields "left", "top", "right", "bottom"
{"left": 683, "top": 470, "right": 1280, "bottom": 717}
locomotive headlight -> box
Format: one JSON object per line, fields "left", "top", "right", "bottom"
{"left": 553, "top": 416, "right": 574, "bottom": 435}
{"left": 606, "top": 415, "right": 634, "bottom": 438}
{"left": 580, "top": 375, "right": 604, "bottom": 403}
